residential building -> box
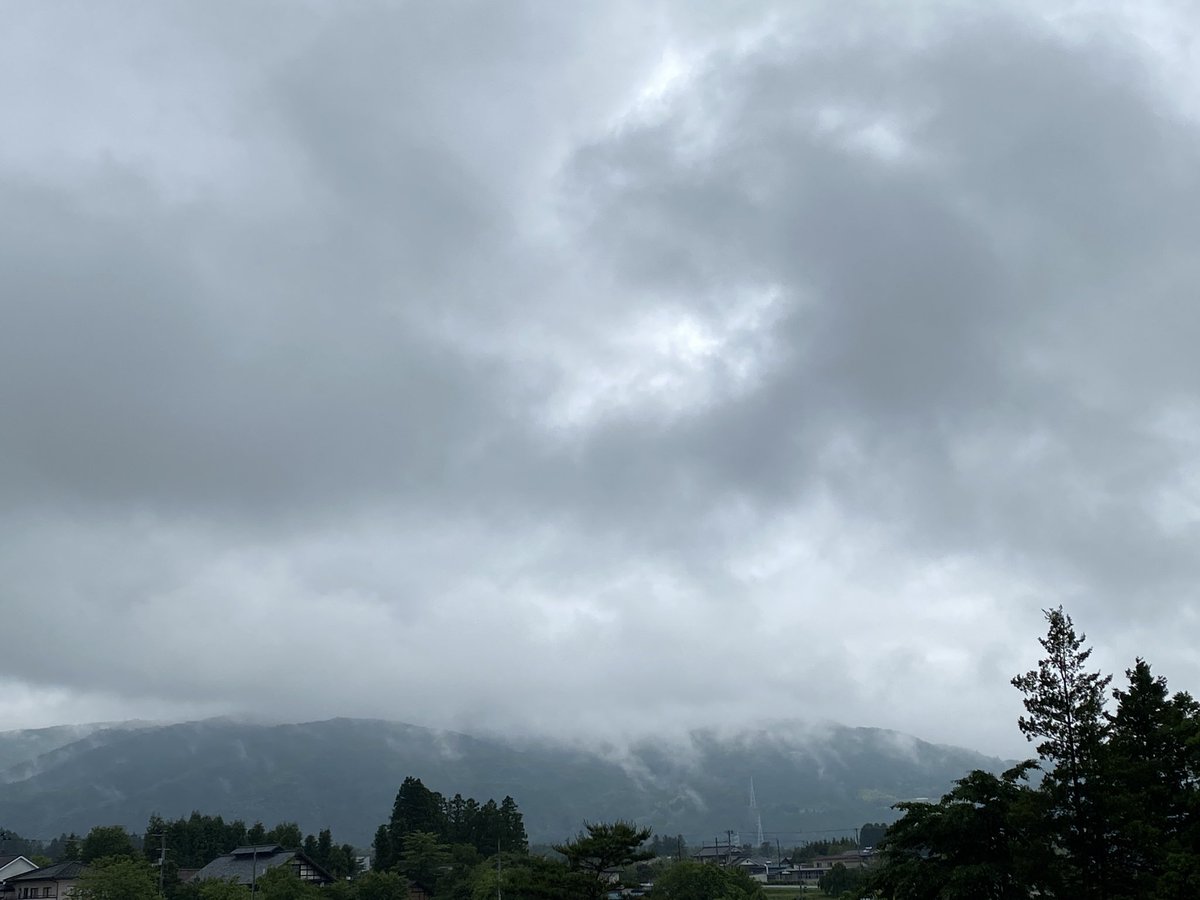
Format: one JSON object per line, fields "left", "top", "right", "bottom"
{"left": 4, "top": 861, "right": 88, "bottom": 899}
{"left": 189, "top": 845, "right": 334, "bottom": 888}
{"left": 0, "top": 857, "right": 38, "bottom": 892}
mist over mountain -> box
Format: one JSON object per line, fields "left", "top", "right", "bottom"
{"left": 0, "top": 718, "right": 1004, "bottom": 847}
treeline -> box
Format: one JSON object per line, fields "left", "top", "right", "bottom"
{"left": 870, "top": 607, "right": 1200, "bottom": 899}
{"left": 372, "top": 775, "right": 528, "bottom": 868}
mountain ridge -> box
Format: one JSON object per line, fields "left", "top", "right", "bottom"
{"left": 0, "top": 717, "right": 1008, "bottom": 846}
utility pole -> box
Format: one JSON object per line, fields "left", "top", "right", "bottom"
{"left": 147, "top": 832, "right": 167, "bottom": 897}
{"left": 497, "top": 837, "right": 502, "bottom": 900}
{"left": 725, "top": 830, "right": 734, "bottom": 866}
{"left": 252, "top": 847, "right": 258, "bottom": 896}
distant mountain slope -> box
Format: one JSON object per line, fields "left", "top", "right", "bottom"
{"left": 0, "top": 718, "right": 1005, "bottom": 846}
{"left": 0, "top": 723, "right": 118, "bottom": 775}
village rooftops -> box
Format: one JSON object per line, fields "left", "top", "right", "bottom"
{"left": 191, "top": 846, "right": 334, "bottom": 886}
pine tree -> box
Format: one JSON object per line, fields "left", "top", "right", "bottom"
{"left": 1011, "top": 606, "right": 1112, "bottom": 898}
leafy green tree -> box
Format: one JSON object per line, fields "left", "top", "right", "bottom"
{"left": 317, "top": 828, "right": 333, "bottom": 864}
{"left": 1011, "top": 606, "right": 1112, "bottom": 897}
{"left": 470, "top": 852, "right": 577, "bottom": 900}
{"left": 266, "top": 822, "right": 304, "bottom": 849}
{"left": 197, "top": 880, "right": 249, "bottom": 900}
{"left": 868, "top": 763, "right": 1052, "bottom": 899}
{"left": 399, "top": 830, "right": 452, "bottom": 889}
{"left": 373, "top": 824, "right": 395, "bottom": 873}
{"left": 353, "top": 870, "right": 415, "bottom": 900}
{"left": 648, "top": 834, "right": 688, "bottom": 860}
{"left": 73, "top": 856, "right": 159, "bottom": 900}
{"left": 80, "top": 825, "right": 140, "bottom": 863}
{"left": 254, "top": 864, "right": 321, "bottom": 899}
{"left": 859, "top": 822, "right": 888, "bottom": 849}
{"left": 385, "top": 776, "right": 446, "bottom": 863}
{"left": 647, "top": 860, "right": 764, "bottom": 899}
{"left": 498, "top": 795, "right": 529, "bottom": 853}
{"left": 1102, "top": 660, "right": 1200, "bottom": 900}
{"left": 553, "top": 821, "right": 653, "bottom": 900}
{"left": 819, "top": 862, "right": 868, "bottom": 898}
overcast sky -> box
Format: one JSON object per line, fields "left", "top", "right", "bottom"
{"left": 3, "top": 0, "right": 1200, "bottom": 757}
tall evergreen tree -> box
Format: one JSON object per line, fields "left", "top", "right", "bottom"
{"left": 388, "top": 776, "right": 446, "bottom": 860}
{"left": 1011, "top": 606, "right": 1112, "bottom": 897}
{"left": 498, "top": 796, "right": 528, "bottom": 853}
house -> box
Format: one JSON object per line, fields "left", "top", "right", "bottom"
{"left": 810, "top": 849, "right": 874, "bottom": 870}
{"left": 0, "top": 857, "right": 38, "bottom": 891}
{"left": 735, "top": 856, "right": 782, "bottom": 882}
{"left": 692, "top": 844, "right": 748, "bottom": 866}
{"left": 3, "top": 861, "right": 89, "bottom": 899}
{"left": 767, "top": 864, "right": 824, "bottom": 885}
{"left": 189, "top": 845, "right": 334, "bottom": 888}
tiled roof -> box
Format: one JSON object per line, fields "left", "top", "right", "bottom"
{"left": 230, "top": 844, "right": 285, "bottom": 857}
{"left": 191, "top": 848, "right": 333, "bottom": 886}
{"left": 6, "top": 861, "right": 89, "bottom": 882}
{"left": 192, "top": 848, "right": 295, "bottom": 884}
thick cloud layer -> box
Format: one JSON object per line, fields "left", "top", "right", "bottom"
{"left": 3, "top": 1, "right": 1199, "bottom": 756}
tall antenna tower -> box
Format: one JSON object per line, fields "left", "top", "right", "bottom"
{"left": 749, "top": 777, "right": 764, "bottom": 847}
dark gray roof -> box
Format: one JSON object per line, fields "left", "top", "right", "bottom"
{"left": 230, "top": 844, "right": 285, "bottom": 857}
{"left": 0, "top": 855, "right": 28, "bottom": 868}
{"left": 192, "top": 847, "right": 294, "bottom": 884}
{"left": 191, "top": 849, "right": 333, "bottom": 886}
{"left": 6, "top": 861, "right": 89, "bottom": 882}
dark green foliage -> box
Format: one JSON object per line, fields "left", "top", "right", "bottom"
{"left": 1103, "top": 661, "right": 1200, "bottom": 900}
{"left": 647, "top": 833, "right": 688, "bottom": 859}
{"left": 818, "top": 862, "right": 870, "bottom": 898}
{"left": 389, "top": 776, "right": 446, "bottom": 859}
{"left": 859, "top": 822, "right": 888, "bottom": 849}
{"left": 144, "top": 810, "right": 357, "bottom": 898}
{"left": 399, "top": 830, "right": 452, "bottom": 889}
{"left": 73, "top": 856, "right": 160, "bottom": 900}
{"left": 788, "top": 836, "right": 857, "bottom": 862}
{"left": 196, "top": 881, "right": 248, "bottom": 900}
{"left": 79, "top": 824, "right": 140, "bottom": 862}
{"left": 1011, "top": 606, "right": 1112, "bottom": 897}
{"left": 47, "top": 832, "right": 81, "bottom": 861}
{"left": 468, "top": 852, "right": 577, "bottom": 900}
{"left": 254, "top": 864, "right": 321, "bottom": 899}
{"left": 145, "top": 811, "right": 249, "bottom": 868}
{"left": 869, "top": 763, "right": 1051, "bottom": 899}
{"left": 647, "top": 860, "right": 765, "bottom": 899}
{"left": 875, "top": 609, "right": 1200, "bottom": 900}
{"left": 372, "top": 824, "right": 394, "bottom": 873}
{"left": 378, "top": 776, "right": 528, "bottom": 866}
{"left": 351, "top": 870, "right": 417, "bottom": 900}
{"left": 0, "top": 827, "right": 41, "bottom": 860}
{"left": 267, "top": 821, "right": 304, "bottom": 849}
{"left": 553, "top": 820, "right": 653, "bottom": 900}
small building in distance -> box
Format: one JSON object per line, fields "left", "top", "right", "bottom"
{"left": 692, "top": 844, "right": 749, "bottom": 866}
{"left": 4, "top": 861, "right": 89, "bottom": 899}
{"left": 190, "top": 844, "right": 334, "bottom": 888}
{"left": 0, "top": 856, "right": 39, "bottom": 891}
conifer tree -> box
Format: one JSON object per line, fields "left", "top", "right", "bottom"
{"left": 1011, "top": 606, "right": 1111, "bottom": 897}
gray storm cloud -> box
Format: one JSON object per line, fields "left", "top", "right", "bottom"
{"left": 2, "top": 0, "right": 1199, "bottom": 756}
